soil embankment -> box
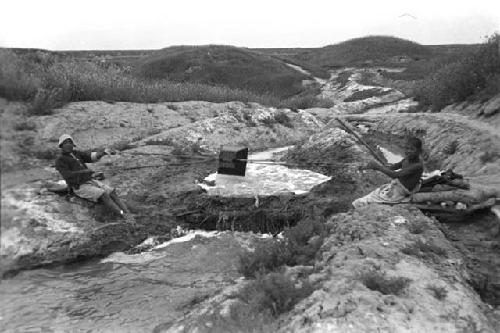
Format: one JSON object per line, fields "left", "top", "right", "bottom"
{"left": 162, "top": 205, "right": 496, "bottom": 332}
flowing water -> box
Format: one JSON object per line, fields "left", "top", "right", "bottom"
{"left": 0, "top": 147, "right": 331, "bottom": 332}
{"left": 0, "top": 231, "right": 262, "bottom": 332}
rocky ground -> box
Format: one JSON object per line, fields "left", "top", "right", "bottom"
{"left": 1, "top": 68, "right": 499, "bottom": 331}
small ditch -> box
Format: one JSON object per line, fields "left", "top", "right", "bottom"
{"left": 438, "top": 211, "right": 500, "bottom": 307}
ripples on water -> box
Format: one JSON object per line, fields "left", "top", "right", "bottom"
{"left": 1, "top": 147, "right": 332, "bottom": 332}
{"left": 0, "top": 231, "right": 262, "bottom": 332}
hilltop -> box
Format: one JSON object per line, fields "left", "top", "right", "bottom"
{"left": 260, "top": 36, "right": 478, "bottom": 79}
{"left": 135, "top": 45, "right": 310, "bottom": 98}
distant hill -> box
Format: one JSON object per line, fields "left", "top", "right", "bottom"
{"left": 135, "top": 45, "right": 310, "bottom": 98}
{"left": 258, "top": 36, "right": 479, "bottom": 81}
{"left": 298, "top": 36, "right": 432, "bottom": 68}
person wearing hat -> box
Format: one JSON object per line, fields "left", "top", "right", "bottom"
{"left": 55, "top": 134, "right": 132, "bottom": 221}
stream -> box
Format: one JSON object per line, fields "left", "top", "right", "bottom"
{"left": 0, "top": 147, "right": 331, "bottom": 332}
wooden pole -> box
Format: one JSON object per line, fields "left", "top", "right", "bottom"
{"left": 335, "top": 118, "right": 386, "bottom": 165}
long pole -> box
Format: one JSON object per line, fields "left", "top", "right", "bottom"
{"left": 335, "top": 118, "right": 386, "bottom": 165}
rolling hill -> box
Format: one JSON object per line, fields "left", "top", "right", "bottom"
{"left": 135, "top": 45, "right": 311, "bottom": 98}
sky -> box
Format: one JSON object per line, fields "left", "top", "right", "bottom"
{"left": 1, "top": 0, "right": 499, "bottom": 50}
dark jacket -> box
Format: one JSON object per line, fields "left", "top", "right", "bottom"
{"left": 55, "top": 150, "right": 94, "bottom": 188}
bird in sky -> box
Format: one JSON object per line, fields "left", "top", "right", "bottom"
{"left": 399, "top": 13, "right": 418, "bottom": 20}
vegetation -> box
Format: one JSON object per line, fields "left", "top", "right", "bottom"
{"left": 412, "top": 34, "right": 500, "bottom": 111}
{"left": 273, "top": 111, "right": 293, "bottom": 128}
{"left": 291, "top": 36, "right": 431, "bottom": 69}
{"left": 359, "top": 270, "right": 411, "bottom": 295}
{"left": 0, "top": 49, "right": 323, "bottom": 115}
{"left": 407, "top": 220, "right": 428, "bottom": 234}
{"left": 136, "top": 45, "right": 310, "bottom": 99}
{"left": 401, "top": 239, "right": 447, "bottom": 258}
{"left": 234, "top": 217, "right": 325, "bottom": 321}
{"left": 14, "top": 121, "right": 36, "bottom": 131}
{"left": 239, "top": 217, "right": 327, "bottom": 278}
{"left": 3, "top": 34, "right": 497, "bottom": 116}
{"left": 238, "top": 272, "right": 313, "bottom": 317}
{"left": 426, "top": 284, "right": 448, "bottom": 300}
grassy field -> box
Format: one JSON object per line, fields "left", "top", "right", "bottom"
{"left": 2, "top": 35, "right": 497, "bottom": 115}
{"left": 135, "top": 45, "right": 311, "bottom": 98}
{"left": 0, "top": 48, "right": 328, "bottom": 114}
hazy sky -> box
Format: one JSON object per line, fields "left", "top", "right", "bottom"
{"left": 1, "top": 0, "right": 499, "bottom": 50}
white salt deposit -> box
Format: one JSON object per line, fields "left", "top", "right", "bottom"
{"left": 199, "top": 147, "right": 331, "bottom": 197}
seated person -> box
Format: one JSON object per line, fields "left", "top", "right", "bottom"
{"left": 352, "top": 137, "right": 424, "bottom": 208}
{"left": 55, "top": 134, "right": 132, "bottom": 221}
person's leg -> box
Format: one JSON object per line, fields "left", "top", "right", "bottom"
{"left": 109, "top": 190, "right": 136, "bottom": 224}
{"left": 110, "top": 191, "right": 129, "bottom": 213}
{"left": 100, "top": 192, "right": 124, "bottom": 216}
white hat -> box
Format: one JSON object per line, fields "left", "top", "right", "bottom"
{"left": 58, "top": 134, "right": 74, "bottom": 147}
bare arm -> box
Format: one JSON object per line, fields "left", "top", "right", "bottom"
{"left": 388, "top": 160, "right": 403, "bottom": 170}
{"left": 77, "top": 150, "right": 106, "bottom": 163}
{"left": 372, "top": 162, "right": 422, "bottom": 179}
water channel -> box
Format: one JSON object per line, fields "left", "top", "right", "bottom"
{"left": 0, "top": 147, "right": 331, "bottom": 332}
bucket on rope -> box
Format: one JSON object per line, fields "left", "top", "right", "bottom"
{"left": 217, "top": 146, "right": 249, "bottom": 176}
